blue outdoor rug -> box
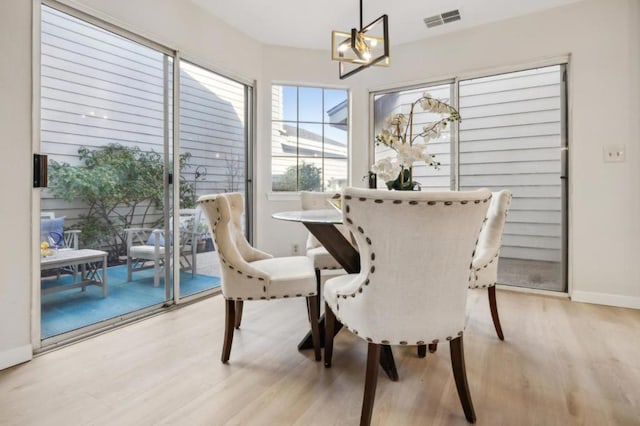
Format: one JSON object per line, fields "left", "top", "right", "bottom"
{"left": 41, "top": 264, "right": 220, "bottom": 339}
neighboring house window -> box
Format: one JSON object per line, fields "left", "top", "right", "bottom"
{"left": 271, "top": 85, "right": 349, "bottom": 192}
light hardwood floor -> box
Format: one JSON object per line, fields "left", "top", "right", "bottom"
{"left": 2, "top": 289, "right": 639, "bottom": 425}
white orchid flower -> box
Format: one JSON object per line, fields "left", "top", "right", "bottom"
{"left": 373, "top": 92, "right": 459, "bottom": 181}
{"left": 371, "top": 157, "right": 402, "bottom": 182}
{"left": 396, "top": 143, "right": 426, "bottom": 168}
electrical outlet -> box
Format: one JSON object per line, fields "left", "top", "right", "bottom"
{"left": 603, "top": 144, "right": 625, "bottom": 162}
{"left": 292, "top": 244, "right": 299, "bottom": 255}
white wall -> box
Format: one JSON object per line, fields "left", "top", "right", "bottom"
{"left": 1, "top": 0, "right": 638, "bottom": 370}
{"left": 0, "top": 0, "right": 34, "bottom": 370}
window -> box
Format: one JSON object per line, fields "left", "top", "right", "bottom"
{"left": 271, "top": 85, "right": 349, "bottom": 192}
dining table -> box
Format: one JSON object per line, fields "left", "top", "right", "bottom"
{"left": 272, "top": 208, "right": 398, "bottom": 381}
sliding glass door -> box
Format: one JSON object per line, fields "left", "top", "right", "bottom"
{"left": 177, "top": 60, "right": 252, "bottom": 298}
{"left": 39, "top": 4, "right": 175, "bottom": 340}
{"left": 458, "top": 65, "right": 567, "bottom": 292}
{"left": 372, "top": 64, "right": 568, "bottom": 292}
{"left": 37, "top": 3, "right": 254, "bottom": 344}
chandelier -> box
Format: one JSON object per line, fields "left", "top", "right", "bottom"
{"left": 331, "top": 0, "right": 389, "bottom": 79}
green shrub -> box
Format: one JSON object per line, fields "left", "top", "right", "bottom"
{"left": 48, "top": 143, "right": 194, "bottom": 261}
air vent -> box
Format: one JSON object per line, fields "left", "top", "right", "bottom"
{"left": 424, "top": 9, "right": 461, "bottom": 28}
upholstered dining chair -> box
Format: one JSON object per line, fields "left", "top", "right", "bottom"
{"left": 323, "top": 187, "right": 491, "bottom": 425}
{"left": 419, "top": 189, "right": 513, "bottom": 356}
{"left": 469, "top": 189, "right": 512, "bottom": 340}
{"left": 198, "top": 192, "right": 321, "bottom": 363}
{"left": 299, "top": 191, "right": 348, "bottom": 305}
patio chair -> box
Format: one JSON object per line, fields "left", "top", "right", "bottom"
{"left": 323, "top": 187, "right": 491, "bottom": 425}
{"left": 125, "top": 208, "right": 201, "bottom": 287}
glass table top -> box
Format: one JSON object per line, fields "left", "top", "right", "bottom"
{"left": 272, "top": 209, "right": 342, "bottom": 224}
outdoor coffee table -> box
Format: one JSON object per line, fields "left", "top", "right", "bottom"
{"left": 41, "top": 249, "right": 108, "bottom": 297}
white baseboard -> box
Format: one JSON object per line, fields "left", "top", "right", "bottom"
{"left": 0, "top": 344, "right": 32, "bottom": 371}
{"left": 496, "top": 284, "right": 569, "bottom": 298}
{"left": 570, "top": 291, "right": 640, "bottom": 309}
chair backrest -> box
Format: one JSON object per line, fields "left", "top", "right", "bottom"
{"left": 177, "top": 208, "right": 202, "bottom": 247}
{"left": 198, "top": 193, "right": 272, "bottom": 298}
{"left": 300, "top": 191, "right": 349, "bottom": 249}
{"left": 338, "top": 187, "right": 491, "bottom": 344}
{"left": 472, "top": 190, "right": 512, "bottom": 269}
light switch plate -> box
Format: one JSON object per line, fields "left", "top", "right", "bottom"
{"left": 603, "top": 144, "right": 625, "bottom": 162}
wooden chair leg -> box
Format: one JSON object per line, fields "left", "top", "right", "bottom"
{"left": 307, "top": 295, "right": 321, "bottom": 361}
{"left": 315, "top": 268, "right": 322, "bottom": 313}
{"left": 418, "top": 344, "right": 426, "bottom": 357}
{"left": 221, "top": 299, "right": 236, "bottom": 364}
{"left": 379, "top": 345, "right": 399, "bottom": 382}
{"left": 324, "top": 302, "right": 336, "bottom": 367}
{"left": 450, "top": 336, "right": 476, "bottom": 423}
{"left": 234, "top": 300, "right": 244, "bottom": 329}
{"left": 360, "top": 342, "right": 381, "bottom": 426}
{"left": 417, "top": 342, "right": 437, "bottom": 357}
{"left": 488, "top": 285, "right": 504, "bottom": 340}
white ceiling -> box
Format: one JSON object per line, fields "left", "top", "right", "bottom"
{"left": 191, "top": 0, "right": 583, "bottom": 50}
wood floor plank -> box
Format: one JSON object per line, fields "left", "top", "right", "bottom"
{"left": 1, "top": 290, "right": 639, "bottom": 425}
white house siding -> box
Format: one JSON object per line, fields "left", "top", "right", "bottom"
{"left": 373, "top": 66, "right": 563, "bottom": 263}
{"left": 459, "top": 66, "right": 563, "bottom": 262}
{"left": 40, "top": 6, "right": 247, "bottom": 227}
{"left": 179, "top": 61, "right": 246, "bottom": 197}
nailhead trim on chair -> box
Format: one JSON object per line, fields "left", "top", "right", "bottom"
{"left": 198, "top": 197, "right": 276, "bottom": 298}
{"left": 332, "top": 309, "right": 464, "bottom": 345}
{"left": 469, "top": 253, "right": 500, "bottom": 288}
{"left": 469, "top": 198, "right": 511, "bottom": 289}
{"left": 336, "top": 194, "right": 491, "bottom": 300}
{"left": 328, "top": 193, "right": 489, "bottom": 344}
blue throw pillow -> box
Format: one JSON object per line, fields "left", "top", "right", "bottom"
{"left": 41, "top": 217, "right": 65, "bottom": 247}
{"left": 146, "top": 232, "right": 166, "bottom": 247}
{"left": 41, "top": 217, "right": 64, "bottom": 235}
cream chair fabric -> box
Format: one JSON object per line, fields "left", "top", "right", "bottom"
{"left": 198, "top": 192, "right": 321, "bottom": 363}
{"left": 469, "top": 189, "right": 512, "bottom": 340}
{"left": 323, "top": 187, "right": 491, "bottom": 425}
{"left": 299, "top": 191, "right": 348, "bottom": 270}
